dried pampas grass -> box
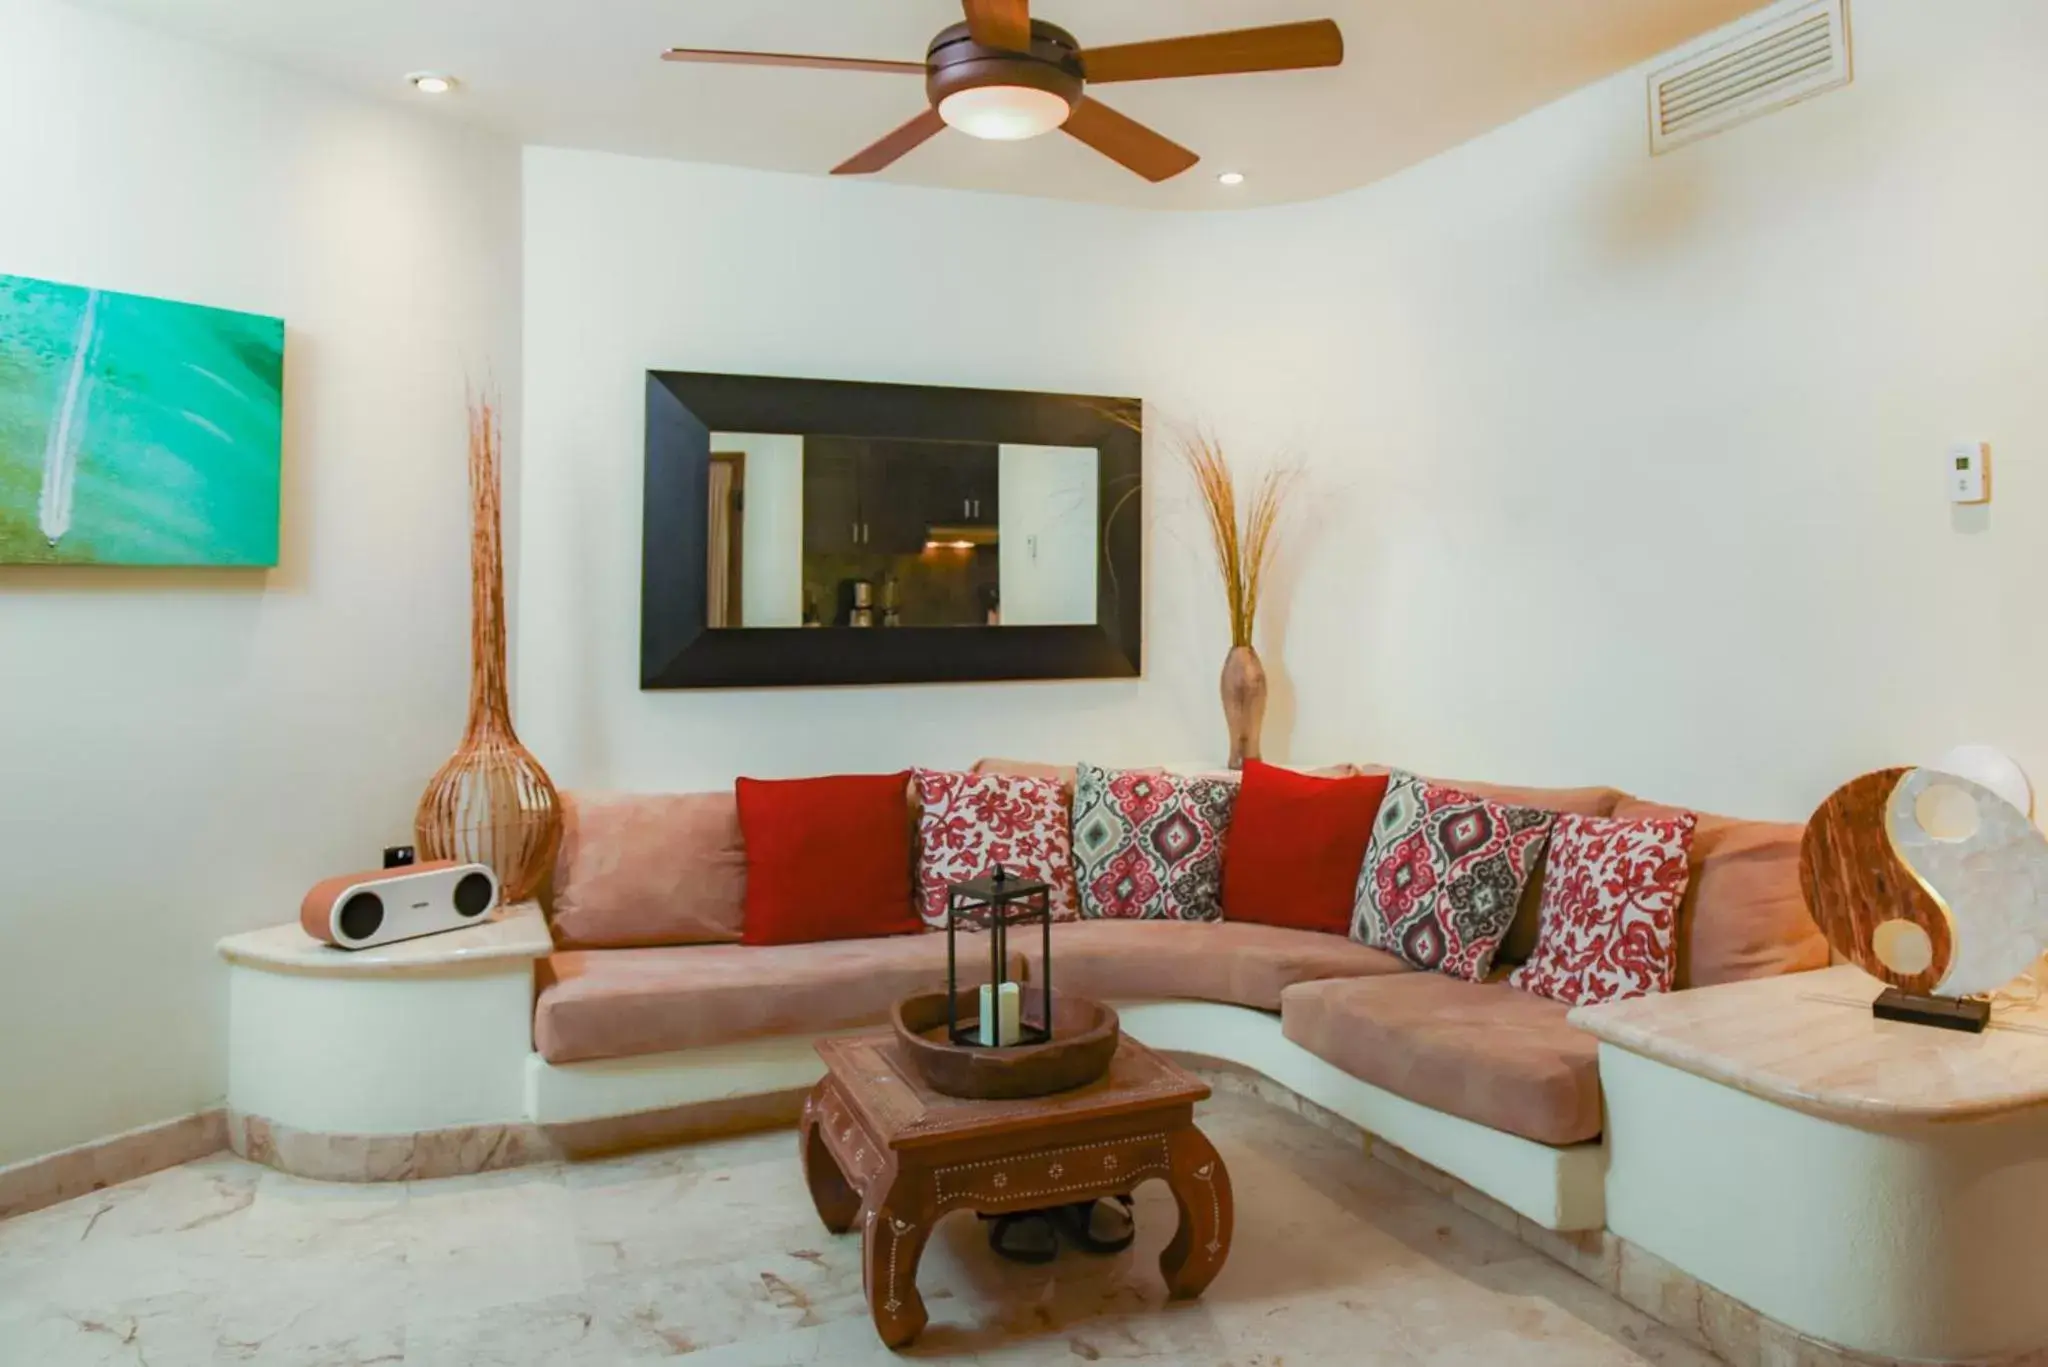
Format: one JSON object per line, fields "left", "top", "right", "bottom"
{"left": 1175, "top": 431, "right": 1298, "bottom": 649}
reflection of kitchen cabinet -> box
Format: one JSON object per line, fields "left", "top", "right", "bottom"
{"left": 802, "top": 439, "right": 865, "bottom": 555}
{"left": 916, "top": 448, "right": 999, "bottom": 528}
{"left": 803, "top": 439, "right": 1002, "bottom": 555}
{"left": 954, "top": 450, "right": 1000, "bottom": 526}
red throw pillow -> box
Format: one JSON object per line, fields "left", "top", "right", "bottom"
{"left": 1223, "top": 761, "right": 1390, "bottom": 935}
{"left": 913, "top": 769, "right": 1079, "bottom": 927}
{"left": 1509, "top": 811, "right": 1699, "bottom": 1005}
{"left": 735, "top": 772, "right": 923, "bottom": 946}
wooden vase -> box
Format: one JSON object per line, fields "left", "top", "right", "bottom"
{"left": 1220, "top": 644, "right": 1267, "bottom": 771}
{"left": 415, "top": 397, "right": 561, "bottom": 904}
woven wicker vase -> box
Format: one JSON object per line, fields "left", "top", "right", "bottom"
{"left": 415, "top": 398, "right": 560, "bottom": 903}
{"left": 1220, "top": 644, "right": 1268, "bottom": 771}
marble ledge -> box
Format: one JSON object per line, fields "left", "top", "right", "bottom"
{"left": 225, "top": 1092, "right": 807, "bottom": 1182}
{"left": 216, "top": 902, "right": 554, "bottom": 977}
{"left": 1569, "top": 964, "right": 2048, "bottom": 1127}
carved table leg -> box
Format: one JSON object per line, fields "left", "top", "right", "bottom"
{"left": 1160, "top": 1124, "right": 1232, "bottom": 1300}
{"left": 860, "top": 1165, "right": 933, "bottom": 1349}
{"left": 799, "top": 1083, "right": 861, "bottom": 1234}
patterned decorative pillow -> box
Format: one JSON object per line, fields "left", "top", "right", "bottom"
{"left": 1072, "top": 764, "right": 1237, "bottom": 921}
{"left": 1351, "top": 772, "right": 1557, "bottom": 979}
{"left": 1509, "top": 811, "right": 1700, "bottom": 1006}
{"left": 913, "top": 769, "right": 1079, "bottom": 927}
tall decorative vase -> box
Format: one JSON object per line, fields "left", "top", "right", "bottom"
{"left": 1220, "top": 645, "right": 1268, "bottom": 771}
{"left": 415, "top": 395, "right": 561, "bottom": 903}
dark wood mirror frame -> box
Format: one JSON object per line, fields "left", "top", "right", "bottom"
{"left": 642, "top": 371, "right": 1143, "bottom": 690}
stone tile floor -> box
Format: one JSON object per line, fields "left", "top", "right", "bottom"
{"left": 0, "top": 1092, "right": 1719, "bottom": 1366}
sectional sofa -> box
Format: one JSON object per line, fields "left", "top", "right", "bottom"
{"left": 529, "top": 759, "right": 1829, "bottom": 1235}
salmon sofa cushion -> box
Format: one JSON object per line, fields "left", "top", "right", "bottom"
{"left": 1281, "top": 973, "right": 1604, "bottom": 1146}
{"left": 545, "top": 791, "right": 747, "bottom": 949}
{"left": 1612, "top": 799, "right": 1829, "bottom": 987}
{"left": 1017, "top": 919, "right": 1410, "bottom": 1012}
{"left": 534, "top": 935, "right": 1026, "bottom": 1064}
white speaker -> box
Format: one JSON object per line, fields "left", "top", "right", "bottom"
{"left": 300, "top": 861, "right": 500, "bottom": 950}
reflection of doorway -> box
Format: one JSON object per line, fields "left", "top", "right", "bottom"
{"left": 707, "top": 451, "right": 746, "bottom": 627}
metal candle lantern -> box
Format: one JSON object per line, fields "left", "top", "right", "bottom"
{"left": 944, "top": 866, "right": 1053, "bottom": 1048}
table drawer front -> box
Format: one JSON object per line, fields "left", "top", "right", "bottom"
{"left": 931, "top": 1132, "right": 1172, "bottom": 1211}
{"left": 813, "top": 1084, "right": 885, "bottom": 1190}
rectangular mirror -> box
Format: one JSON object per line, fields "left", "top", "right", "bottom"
{"left": 643, "top": 372, "right": 1141, "bottom": 688}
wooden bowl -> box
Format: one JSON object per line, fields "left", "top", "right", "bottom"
{"left": 891, "top": 990, "right": 1120, "bottom": 1100}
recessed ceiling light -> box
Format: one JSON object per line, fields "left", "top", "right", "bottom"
{"left": 407, "top": 72, "right": 458, "bottom": 95}
{"left": 1217, "top": 171, "right": 1245, "bottom": 186}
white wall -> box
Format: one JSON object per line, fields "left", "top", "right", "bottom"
{"left": 521, "top": 0, "right": 2048, "bottom": 822}
{"left": 998, "top": 444, "right": 1099, "bottom": 626}
{"left": 1135, "top": 0, "right": 2048, "bottom": 820}
{"left": 519, "top": 150, "right": 1220, "bottom": 790}
{"left": 708, "top": 431, "right": 802, "bottom": 627}
{"left": 0, "top": 0, "right": 520, "bottom": 1165}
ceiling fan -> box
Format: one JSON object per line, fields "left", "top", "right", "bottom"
{"left": 662, "top": 2, "right": 1344, "bottom": 183}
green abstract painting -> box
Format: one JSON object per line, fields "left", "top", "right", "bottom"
{"left": 0, "top": 272, "right": 283, "bottom": 566}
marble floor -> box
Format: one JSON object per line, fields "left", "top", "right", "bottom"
{"left": 0, "top": 1092, "right": 1718, "bottom": 1367}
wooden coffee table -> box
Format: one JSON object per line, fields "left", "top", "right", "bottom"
{"left": 799, "top": 1031, "right": 1233, "bottom": 1348}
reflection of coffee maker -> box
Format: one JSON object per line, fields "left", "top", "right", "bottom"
{"left": 879, "top": 575, "right": 901, "bottom": 628}
{"left": 839, "top": 578, "right": 875, "bottom": 627}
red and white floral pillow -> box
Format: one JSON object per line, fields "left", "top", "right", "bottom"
{"left": 1509, "top": 810, "right": 1699, "bottom": 1006}
{"left": 912, "top": 769, "right": 1080, "bottom": 927}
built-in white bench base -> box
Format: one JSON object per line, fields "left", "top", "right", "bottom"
{"left": 520, "top": 999, "right": 1606, "bottom": 1232}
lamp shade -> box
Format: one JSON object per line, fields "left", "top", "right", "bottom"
{"left": 1930, "top": 743, "right": 2032, "bottom": 819}
{"left": 938, "top": 85, "right": 1071, "bottom": 141}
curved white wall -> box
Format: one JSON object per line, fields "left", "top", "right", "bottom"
{"left": 0, "top": 0, "right": 521, "bottom": 1165}
{"left": 518, "top": 0, "right": 2048, "bottom": 825}
{"left": 1135, "top": 0, "right": 2048, "bottom": 820}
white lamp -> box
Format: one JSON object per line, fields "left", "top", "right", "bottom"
{"left": 1929, "top": 744, "right": 2032, "bottom": 818}
{"left": 938, "top": 86, "right": 1072, "bottom": 141}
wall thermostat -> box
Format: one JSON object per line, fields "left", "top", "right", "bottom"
{"left": 1948, "top": 441, "right": 1989, "bottom": 504}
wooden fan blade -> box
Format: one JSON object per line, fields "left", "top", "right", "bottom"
{"left": 832, "top": 107, "right": 947, "bottom": 175}
{"left": 963, "top": 0, "right": 1031, "bottom": 51}
{"left": 1081, "top": 19, "right": 1344, "bottom": 83}
{"left": 663, "top": 47, "right": 924, "bottom": 76}
{"left": 1061, "top": 97, "right": 1198, "bottom": 183}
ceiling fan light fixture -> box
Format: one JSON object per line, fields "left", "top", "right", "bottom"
{"left": 937, "top": 84, "right": 1072, "bottom": 140}
{"left": 406, "top": 71, "right": 458, "bottom": 95}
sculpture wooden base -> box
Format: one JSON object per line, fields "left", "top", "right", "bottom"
{"left": 800, "top": 1032, "right": 1232, "bottom": 1349}
{"left": 1872, "top": 988, "right": 1990, "bottom": 1034}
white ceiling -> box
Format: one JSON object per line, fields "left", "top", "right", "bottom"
{"left": 69, "top": 0, "right": 1771, "bottom": 209}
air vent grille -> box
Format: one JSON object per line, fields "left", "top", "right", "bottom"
{"left": 1650, "top": 0, "right": 1851, "bottom": 154}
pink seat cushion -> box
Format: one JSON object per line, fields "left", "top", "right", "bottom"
{"left": 1017, "top": 919, "right": 1410, "bottom": 1012}
{"left": 535, "top": 936, "right": 1024, "bottom": 1064}
{"left": 1611, "top": 799, "right": 1829, "bottom": 988}
{"left": 1281, "top": 974, "right": 1603, "bottom": 1146}
{"left": 545, "top": 791, "right": 747, "bottom": 949}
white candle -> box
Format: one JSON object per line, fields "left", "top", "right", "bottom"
{"left": 998, "top": 981, "right": 1022, "bottom": 1046}
{"left": 978, "top": 983, "right": 996, "bottom": 1047}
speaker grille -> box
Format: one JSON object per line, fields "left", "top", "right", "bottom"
{"left": 337, "top": 891, "right": 385, "bottom": 942}
{"left": 454, "top": 872, "right": 495, "bottom": 919}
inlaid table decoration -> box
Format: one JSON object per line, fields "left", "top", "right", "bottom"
{"left": 799, "top": 1031, "right": 1233, "bottom": 1348}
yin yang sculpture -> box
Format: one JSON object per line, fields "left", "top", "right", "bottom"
{"left": 1799, "top": 766, "right": 2048, "bottom": 1031}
